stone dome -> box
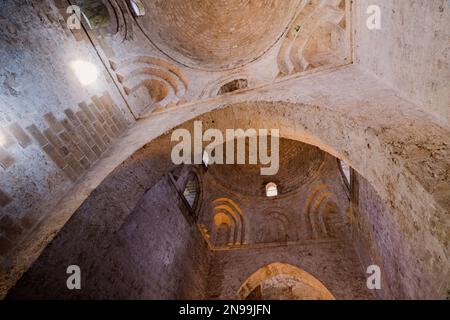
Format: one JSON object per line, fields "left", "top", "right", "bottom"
{"left": 136, "top": 0, "right": 300, "bottom": 70}
{"left": 206, "top": 138, "right": 325, "bottom": 197}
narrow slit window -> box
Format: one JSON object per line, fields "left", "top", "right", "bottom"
{"left": 129, "top": 0, "right": 146, "bottom": 17}
{"left": 183, "top": 176, "right": 199, "bottom": 209}
{"left": 202, "top": 150, "right": 210, "bottom": 167}
{"left": 339, "top": 159, "right": 351, "bottom": 188}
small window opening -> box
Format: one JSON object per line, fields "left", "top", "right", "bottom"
{"left": 339, "top": 159, "right": 351, "bottom": 187}
{"left": 202, "top": 150, "right": 210, "bottom": 167}
{"left": 266, "top": 182, "right": 278, "bottom": 198}
{"left": 79, "top": 0, "right": 111, "bottom": 29}
{"left": 217, "top": 79, "right": 248, "bottom": 95}
{"left": 129, "top": 0, "right": 146, "bottom": 16}
{"left": 183, "top": 176, "right": 199, "bottom": 208}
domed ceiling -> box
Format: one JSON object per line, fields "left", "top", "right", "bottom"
{"left": 136, "top": 0, "right": 301, "bottom": 70}
{"left": 206, "top": 138, "right": 325, "bottom": 197}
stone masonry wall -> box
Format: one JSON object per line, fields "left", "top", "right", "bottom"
{"left": 355, "top": 0, "right": 450, "bottom": 127}
{"left": 206, "top": 241, "right": 374, "bottom": 300}
{"left": 0, "top": 0, "right": 134, "bottom": 287}
{"left": 350, "top": 172, "right": 432, "bottom": 299}
{"left": 8, "top": 163, "right": 209, "bottom": 299}
{"left": 198, "top": 153, "right": 352, "bottom": 248}
{"left": 4, "top": 132, "right": 183, "bottom": 298}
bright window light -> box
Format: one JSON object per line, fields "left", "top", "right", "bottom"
{"left": 202, "top": 150, "right": 210, "bottom": 167}
{"left": 266, "top": 182, "right": 278, "bottom": 197}
{"left": 339, "top": 160, "right": 351, "bottom": 185}
{"left": 71, "top": 60, "right": 98, "bottom": 86}
{"left": 129, "top": 0, "right": 146, "bottom": 16}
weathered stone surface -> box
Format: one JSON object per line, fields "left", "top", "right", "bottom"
{"left": 355, "top": 0, "right": 450, "bottom": 127}
{"left": 0, "top": 0, "right": 448, "bottom": 300}
{"left": 206, "top": 242, "right": 373, "bottom": 300}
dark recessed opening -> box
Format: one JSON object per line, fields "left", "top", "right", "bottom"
{"left": 217, "top": 79, "right": 248, "bottom": 95}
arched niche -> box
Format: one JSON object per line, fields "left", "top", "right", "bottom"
{"left": 217, "top": 79, "right": 249, "bottom": 95}
{"left": 212, "top": 212, "right": 232, "bottom": 246}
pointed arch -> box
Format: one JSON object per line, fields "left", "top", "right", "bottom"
{"left": 304, "top": 185, "right": 344, "bottom": 239}
{"left": 237, "top": 263, "right": 335, "bottom": 300}
{"left": 212, "top": 198, "right": 245, "bottom": 245}
{"left": 213, "top": 212, "right": 233, "bottom": 246}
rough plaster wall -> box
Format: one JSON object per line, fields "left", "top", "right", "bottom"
{"left": 8, "top": 175, "right": 209, "bottom": 299}
{"left": 206, "top": 241, "right": 374, "bottom": 300}
{"left": 355, "top": 0, "right": 450, "bottom": 126}
{"left": 350, "top": 172, "right": 444, "bottom": 300}
{"left": 5, "top": 134, "right": 196, "bottom": 299}
{"left": 104, "top": 177, "right": 209, "bottom": 299}
{"left": 0, "top": 0, "right": 134, "bottom": 281}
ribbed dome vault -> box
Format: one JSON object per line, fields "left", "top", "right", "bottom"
{"left": 207, "top": 138, "right": 325, "bottom": 197}
{"left": 137, "top": 0, "right": 301, "bottom": 70}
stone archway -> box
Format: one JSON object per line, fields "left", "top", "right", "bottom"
{"left": 3, "top": 66, "right": 449, "bottom": 299}
{"left": 237, "top": 263, "right": 335, "bottom": 300}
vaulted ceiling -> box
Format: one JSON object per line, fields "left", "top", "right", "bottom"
{"left": 138, "top": 0, "right": 302, "bottom": 70}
